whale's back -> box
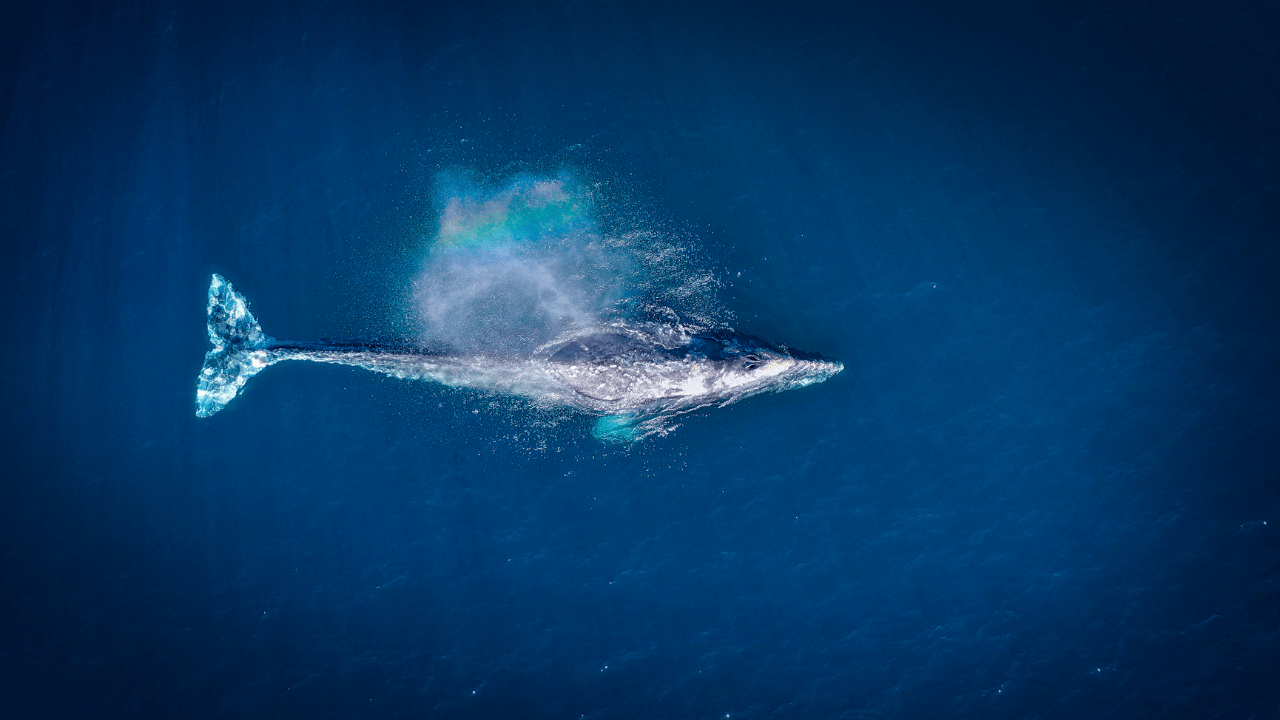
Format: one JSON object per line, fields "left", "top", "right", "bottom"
{"left": 547, "top": 333, "right": 693, "bottom": 405}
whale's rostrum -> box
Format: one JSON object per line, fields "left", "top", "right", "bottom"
{"left": 196, "top": 274, "right": 843, "bottom": 441}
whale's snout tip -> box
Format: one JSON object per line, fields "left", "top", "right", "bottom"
{"left": 786, "top": 356, "right": 842, "bottom": 389}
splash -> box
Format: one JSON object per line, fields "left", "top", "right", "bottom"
{"left": 434, "top": 178, "right": 589, "bottom": 252}
{"left": 411, "top": 173, "right": 722, "bottom": 355}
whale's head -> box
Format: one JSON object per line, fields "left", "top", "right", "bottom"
{"left": 691, "top": 331, "right": 843, "bottom": 398}
{"left": 546, "top": 327, "right": 842, "bottom": 416}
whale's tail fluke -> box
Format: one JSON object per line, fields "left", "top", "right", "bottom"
{"left": 196, "top": 274, "right": 278, "bottom": 417}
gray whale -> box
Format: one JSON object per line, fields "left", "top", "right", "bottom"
{"left": 196, "top": 274, "right": 842, "bottom": 440}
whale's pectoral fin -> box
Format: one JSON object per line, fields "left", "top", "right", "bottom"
{"left": 196, "top": 274, "right": 278, "bottom": 417}
{"left": 592, "top": 413, "right": 645, "bottom": 443}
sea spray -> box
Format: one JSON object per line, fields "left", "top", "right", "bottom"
{"left": 410, "top": 173, "right": 725, "bottom": 355}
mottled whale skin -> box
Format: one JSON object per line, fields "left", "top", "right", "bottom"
{"left": 196, "top": 275, "right": 842, "bottom": 440}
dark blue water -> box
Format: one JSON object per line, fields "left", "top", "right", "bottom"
{"left": 4, "top": 1, "right": 1278, "bottom": 717}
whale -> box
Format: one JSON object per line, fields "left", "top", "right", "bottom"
{"left": 195, "top": 274, "right": 842, "bottom": 440}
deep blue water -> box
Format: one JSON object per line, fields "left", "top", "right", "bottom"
{"left": 3, "top": 1, "right": 1279, "bottom": 717}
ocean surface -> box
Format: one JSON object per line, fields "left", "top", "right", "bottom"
{"left": 3, "top": 1, "right": 1278, "bottom": 718}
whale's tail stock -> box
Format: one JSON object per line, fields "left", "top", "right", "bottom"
{"left": 196, "top": 274, "right": 279, "bottom": 417}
